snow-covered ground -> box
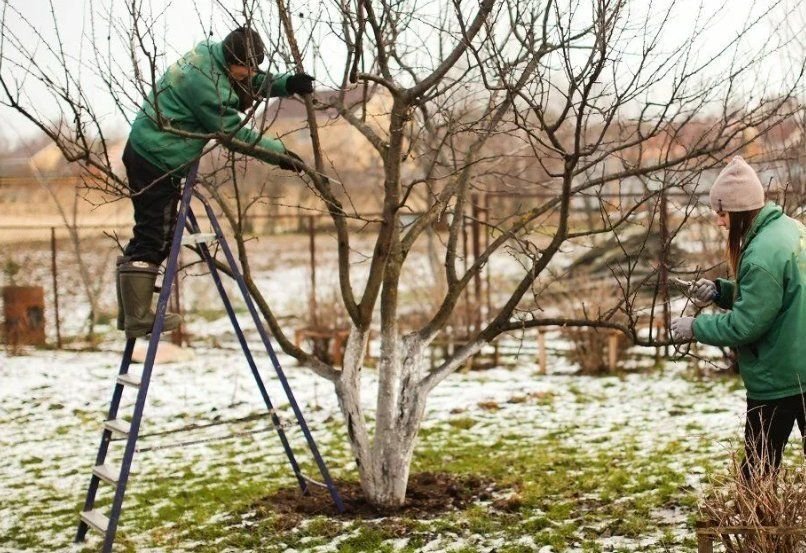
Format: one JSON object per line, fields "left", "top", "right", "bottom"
{"left": 0, "top": 332, "right": 756, "bottom": 552}
{"left": 0, "top": 222, "right": 768, "bottom": 552}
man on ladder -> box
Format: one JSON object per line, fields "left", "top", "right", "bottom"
{"left": 75, "top": 25, "right": 342, "bottom": 551}
{"left": 117, "top": 25, "right": 314, "bottom": 339}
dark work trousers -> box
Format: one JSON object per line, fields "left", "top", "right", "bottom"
{"left": 122, "top": 141, "right": 183, "bottom": 265}
{"left": 741, "top": 392, "right": 806, "bottom": 482}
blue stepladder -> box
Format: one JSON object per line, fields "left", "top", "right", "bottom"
{"left": 74, "top": 162, "right": 345, "bottom": 552}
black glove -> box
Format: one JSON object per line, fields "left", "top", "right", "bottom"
{"left": 276, "top": 149, "right": 306, "bottom": 173}
{"left": 285, "top": 73, "right": 315, "bottom": 95}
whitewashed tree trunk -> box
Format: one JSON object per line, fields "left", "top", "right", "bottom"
{"left": 336, "top": 326, "right": 477, "bottom": 507}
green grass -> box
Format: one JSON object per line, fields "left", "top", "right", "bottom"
{"left": 134, "top": 431, "right": 695, "bottom": 551}
{"left": 3, "top": 389, "right": 722, "bottom": 553}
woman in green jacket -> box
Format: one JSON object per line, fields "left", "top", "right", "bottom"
{"left": 671, "top": 156, "right": 806, "bottom": 481}
{"left": 117, "top": 26, "right": 314, "bottom": 339}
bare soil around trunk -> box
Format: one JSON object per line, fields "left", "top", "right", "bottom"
{"left": 252, "top": 471, "right": 497, "bottom": 521}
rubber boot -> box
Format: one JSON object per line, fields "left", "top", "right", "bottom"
{"left": 115, "top": 255, "right": 130, "bottom": 330}
{"left": 119, "top": 261, "right": 182, "bottom": 339}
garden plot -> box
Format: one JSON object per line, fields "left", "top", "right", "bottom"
{"left": 0, "top": 341, "right": 784, "bottom": 553}
{"left": 0, "top": 220, "right": 777, "bottom": 552}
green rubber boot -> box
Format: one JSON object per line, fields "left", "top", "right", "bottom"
{"left": 119, "top": 261, "right": 181, "bottom": 339}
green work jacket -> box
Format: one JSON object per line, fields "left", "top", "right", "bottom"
{"left": 128, "top": 40, "right": 292, "bottom": 175}
{"left": 694, "top": 203, "right": 806, "bottom": 400}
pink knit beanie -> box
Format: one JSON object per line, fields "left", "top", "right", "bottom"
{"left": 709, "top": 156, "right": 765, "bottom": 212}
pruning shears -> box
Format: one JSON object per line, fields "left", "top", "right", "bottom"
{"left": 669, "top": 277, "right": 694, "bottom": 292}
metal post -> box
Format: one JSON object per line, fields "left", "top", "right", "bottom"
{"left": 308, "top": 215, "right": 318, "bottom": 328}
{"left": 50, "top": 227, "right": 62, "bottom": 349}
{"left": 461, "top": 211, "right": 470, "bottom": 336}
{"left": 659, "top": 189, "right": 670, "bottom": 357}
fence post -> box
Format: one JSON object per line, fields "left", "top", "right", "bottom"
{"left": 170, "top": 248, "right": 184, "bottom": 346}
{"left": 659, "top": 188, "right": 670, "bottom": 357}
{"left": 308, "top": 215, "right": 318, "bottom": 328}
{"left": 461, "top": 211, "right": 470, "bottom": 336}
{"left": 608, "top": 331, "right": 619, "bottom": 371}
{"left": 471, "top": 194, "right": 482, "bottom": 332}
{"left": 483, "top": 193, "right": 492, "bottom": 319}
{"left": 50, "top": 227, "right": 62, "bottom": 349}
{"left": 537, "top": 330, "right": 547, "bottom": 374}
{"left": 696, "top": 532, "right": 713, "bottom": 553}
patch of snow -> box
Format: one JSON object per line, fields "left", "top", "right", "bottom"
{"left": 0, "top": 315, "right": 782, "bottom": 553}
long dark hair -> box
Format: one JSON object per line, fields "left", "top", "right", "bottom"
{"left": 727, "top": 209, "right": 761, "bottom": 276}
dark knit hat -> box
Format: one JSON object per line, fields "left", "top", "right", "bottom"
{"left": 222, "top": 27, "right": 265, "bottom": 68}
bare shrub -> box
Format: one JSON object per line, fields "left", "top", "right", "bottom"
{"left": 700, "top": 450, "right": 806, "bottom": 552}
{"left": 557, "top": 281, "right": 632, "bottom": 374}
{"left": 564, "top": 326, "right": 629, "bottom": 375}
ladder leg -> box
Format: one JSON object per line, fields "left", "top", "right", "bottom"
{"left": 102, "top": 165, "right": 198, "bottom": 552}
{"left": 75, "top": 338, "right": 136, "bottom": 543}
{"left": 195, "top": 193, "right": 345, "bottom": 513}
{"left": 74, "top": 164, "right": 200, "bottom": 552}
{"left": 185, "top": 209, "right": 309, "bottom": 495}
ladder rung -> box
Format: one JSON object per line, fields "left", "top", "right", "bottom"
{"left": 116, "top": 373, "right": 141, "bottom": 388}
{"left": 80, "top": 509, "right": 109, "bottom": 534}
{"left": 181, "top": 232, "right": 217, "bottom": 245}
{"left": 92, "top": 464, "right": 119, "bottom": 485}
{"left": 300, "top": 473, "right": 328, "bottom": 488}
{"left": 104, "top": 419, "right": 131, "bottom": 436}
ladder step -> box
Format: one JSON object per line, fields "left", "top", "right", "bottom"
{"left": 92, "top": 463, "right": 119, "bottom": 485}
{"left": 181, "top": 232, "right": 217, "bottom": 245}
{"left": 80, "top": 509, "right": 109, "bottom": 534}
{"left": 104, "top": 419, "right": 131, "bottom": 436}
{"left": 116, "top": 372, "right": 141, "bottom": 388}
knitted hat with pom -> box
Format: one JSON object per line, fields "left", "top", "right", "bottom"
{"left": 709, "top": 156, "right": 765, "bottom": 212}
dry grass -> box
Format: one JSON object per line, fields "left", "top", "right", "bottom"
{"left": 556, "top": 280, "right": 632, "bottom": 375}
{"left": 563, "top": 326, "right": 629, "bottom": 374}
{"left": 700, "top": 450, "right": 806, "bottom": 552}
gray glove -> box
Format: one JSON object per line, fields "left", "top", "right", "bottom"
{"left": 671, "top": 316, "right": 696, "bottom": 342}
{"left": 690, "top": 278, "right": 717, "bottom": 306}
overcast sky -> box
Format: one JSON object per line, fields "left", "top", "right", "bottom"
{"left": 0, "top": 0, "right": 801, "bottom": 148}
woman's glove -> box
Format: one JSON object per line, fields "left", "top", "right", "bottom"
{"left": 671, "top": 316, "right": 696, "bottom": 342}
{"left": 691, "top": 278, "right": 717, "bottom": 306}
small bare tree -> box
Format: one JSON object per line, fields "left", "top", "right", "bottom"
{"left": 26, "top": 148, "right": 114, "bottom": 341}
{"left": 1, "top": 0, "right": 803, "bottom": 508}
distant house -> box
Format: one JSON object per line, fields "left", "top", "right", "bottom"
{"left": 0, "top": 140, "right": 130, "bottom": 236}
